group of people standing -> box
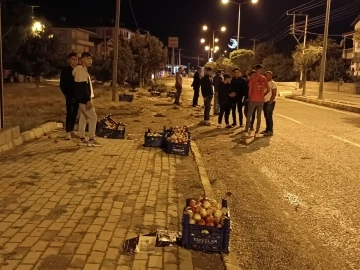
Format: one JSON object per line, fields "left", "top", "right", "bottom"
{"left": 191, "top": 64, "right": 277, "bottom": 137}
{"left": 60, "top": 52, "right": 101, "bottom": 146}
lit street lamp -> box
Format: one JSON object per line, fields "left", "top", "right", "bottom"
{"left": 201, "top": 38, "right": 205, "bottom": 43}
{"left": 32, "top": 21, "right": 44, "bottom": 33}
{"left": 221, "top": 0, "right": 258, "bottom": 49}
{"left": 202, "top": 25, "right": 226, "bottom": 58}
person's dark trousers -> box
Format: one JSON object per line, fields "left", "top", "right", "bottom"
{"left": 204, "top": 95, "right": 213, "bottom": 121}
{"left": 230, "top": 100, "right": 237, "bottom": 125}
{"left": 65, "top": 97, "right": 79, "bottom": 133}
{"left": 175, "top": 84, "right": 182, "bottom": 105}
{"left": 236, "top": 96, "right": 245, "bottom": 126}
{"left": 192, "top": 86, "right": 200, "bottom": 106}
{"left": 218, "top": 104, "right": 230, "bottom": 125}
{"left": 263, "top": 101, "right": 276, "bottom": 132}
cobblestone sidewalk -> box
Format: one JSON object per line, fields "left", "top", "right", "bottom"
{"left": 0, "top": 135, "right": 194, "bottom": 270}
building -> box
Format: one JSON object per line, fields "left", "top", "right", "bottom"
{"left": 85, "top": 27, "right": 136, "bottom": 56}
{"left": 343, "top": 15, "right": 360, "bottom": 76}
{"left": 53, "top": 27, "right": 96, "bottom": 56}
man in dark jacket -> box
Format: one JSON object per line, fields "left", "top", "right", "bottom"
{"left": 73, "top": 52, "right": 100, "bottom": 147}
{"left": 230, "top": 68, "right": 247, "bottom": 127}
{"left": 60, "top": 52, "right": 78, "bottom": 140}
{"left": 212, "top": 70, "right": 223, "bottom": 115}
{"left": 200, "top": 67, "right": 214, "bottom": 123}
{"left": 217, "top": 73, "right": 233, "bottom": 128}
{"left": 191, "top": 67, "right": 201, "bottom": 107}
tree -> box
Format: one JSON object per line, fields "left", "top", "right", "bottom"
{"left": 310, "top": 57, "right": 345, "bottom": 82}
{"left": 216, "top": 57, "right": 236, "bottom": 73}
{"left": 14, "top": 22, "right": 66, "bottom": 87}
{"left": 2, "top": 0, "right": 32, "bottom": 68}
{"left": 229, "top": 49, "right": 254, "bottom": 71}
{"left": 130, "top": 32, "right": 167, "bottom": 87}
{"left": 254, "top": 42, "right": 276, "bottom": 64}
{"left": 90, "top": 40, "right": 134, "bottom": 83}
{"left": 292, "top": 44, "right": 322, "bottom": 94}
{"left": 262, "top": 54, "right": 296, "bottom": 82}
{"left": 204, "top": 61, "right": 217, "bottom": 71}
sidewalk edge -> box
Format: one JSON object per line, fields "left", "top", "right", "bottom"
{"left": 190, "top": 141, "right": 243, "bottom": 270}
{"left": 286, "top": 95, "right": 360, "bottom": 114}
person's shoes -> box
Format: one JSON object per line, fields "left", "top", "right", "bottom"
{"left": 231, "top": 123, "right": 236, "bottom": 127}
{"left": 65, "top": 133, "right": 71, "bottom": 140}
{"left": 240, "top": 124, "right": 244, "bottom": 128}
{"left": 255, "top": 133, "right": 262, "bottom": 138}
{"left": 247, "top": 130, "right": 253, "bottom": 137}
{"left": 250, "top": 127, "right": 255, "bottom": 131}
{"left": 260, "top": 130, "right": 267, "bottom": 134}
{"left": 78, "top": 137, "right": 87, "bottom": 146}
{"left": 88, "top": 139, "right": 102, "bottom": 147}
{"left": 70, "top": 132, "right": 79, "bottom": 138}
{"left": 217, "top": 125, "right": 221, "bottom": 129}
{"left": 225, "top": 125, "right": 232, "bottom": 129}
{"left": 264, "top": 131, "right": 273, "bottom": 137}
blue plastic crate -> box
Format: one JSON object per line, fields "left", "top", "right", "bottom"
{"left": 119, "top": 94, "right": 134, "bottom": 102}
{"left": 144, "top": 132, "right": 164, "bottom": 147}
{"left": 165, "top": 141, "right": 190, "bottom": 156}
{"left": 182, "top": 198, "right": 230, "bottom": 253}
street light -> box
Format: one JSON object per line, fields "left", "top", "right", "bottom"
{"left": 32, "top": 21, "right": 44, "bottom": 33}
{"left": 205, "top": 46, "right": 210, "bottom": 51}
{"left": 221, "top": 0, "right": 258, "bottom": 49}
{"left": 202, "top": 25, "right": 226, "bottom": 58}
{"left": 215, "top": 46, "right": 219, "bottom": 51}
{"left": 201, "top": 38, "right": 205, "bottom": 43}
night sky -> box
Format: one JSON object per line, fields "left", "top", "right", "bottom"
{"left": 23, "top": 0, "right": 359, "bottom": 64}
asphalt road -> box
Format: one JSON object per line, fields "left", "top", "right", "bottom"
{"left": 175, "top": 77, "right": 360, "bottom": 270}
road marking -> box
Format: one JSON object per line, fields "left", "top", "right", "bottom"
{"left": 329, "top": 135, "right": 360, "bottom": 148}
{"left": 275, "top": 113, "right": 302, "bottom": 124}
{"left": 284, "top": 98, "right": 360, "bottom": 117}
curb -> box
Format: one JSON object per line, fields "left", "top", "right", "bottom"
{"left": 0, "top": 122, "right": 62, "bottom": 155}
{"left": 286, "top": 95, "right": 360, "bottom": 114}
{"left": 278, "top": 91, "right": 293, "bottom": 97}
{"left": 190, "top": 141, "right": 242, "bottom": 270}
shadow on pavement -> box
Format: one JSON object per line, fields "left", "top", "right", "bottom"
{"left": 341, "top": 117, "right": 360, "bottom": 128}
{"left": 193, "top": 127, "right": 234, "bottom": 140}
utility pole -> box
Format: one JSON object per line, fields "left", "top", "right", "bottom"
{"left": 112, "top": 0, "right": 120, "bottom": 101}
{"left": 287, "top": 12, "right": 309, "bottom": 94}
{"left": 0, "top": 1, "right": 4, "bottom": 128}
{"left": 171, "top": 47, "right": 175, "bottom": 74}
{"left": 250, "top": 39, "right": 258, "bottom": 53}
{"left": 30, "top": 5, "right": 39, "bottom": 19}
{"left": 319, "top": 0, "right": 331, "bottom": 100}
{"left": 178, "top": 49, "right": 183, "bottom": 66}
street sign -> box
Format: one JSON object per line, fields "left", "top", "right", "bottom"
{"left": 168, "top": 37, "right": 178, "bottom": 48}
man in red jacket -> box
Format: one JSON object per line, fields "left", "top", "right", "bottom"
{"left": 244, "top": 64, "right": 270, "bottom": 137}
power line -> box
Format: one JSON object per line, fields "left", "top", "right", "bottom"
{"left": 128, "top": 0, "right": 139, "bottom": 30}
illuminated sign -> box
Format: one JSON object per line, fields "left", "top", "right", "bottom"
{"left": 228, "top": 38, "right": 238, "bottom": 49}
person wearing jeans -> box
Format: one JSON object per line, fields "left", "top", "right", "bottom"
{"left": 60, "top": 52, "right": 78, "bottom": 140}
{"left": 263, "top": 71, "right": 277, "bottom": 136}
{"left": 191, "top": 67, "right": 201, "bottom": 107}
{"left": 244, "top": 64, "right": 270, "bottom": 137}
{"left": 174, "top": 67, "right": 183, "bottom": 105}
{"left": 230, "top": 68, "right": 247, "bottom": 127}
{"left": 73, "top": 52, "right": 101, "bottom": 147}
{"left": 200, "top": 67, "right": 214, "bottom": 123}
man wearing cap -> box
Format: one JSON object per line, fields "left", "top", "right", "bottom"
{"left": 191, "top": 67, "right": 201, "bottom": 107}
{"left": 200, "top": 67, "right": 214, "bottom": 124}
{"left": 244, "top": 64, "right": 270, "bottom": 137}
{"left": 212, "top": 70, "right": 223, "bottom": 115}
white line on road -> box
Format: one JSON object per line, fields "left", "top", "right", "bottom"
{"left": 329, "top": 135, "right": 360, "bottom": 148}
{"left": 275, "top": 114, "right": 302, "bottom": 124}
{"left": 284, "top": 98, "right": 360, "bottom": 117}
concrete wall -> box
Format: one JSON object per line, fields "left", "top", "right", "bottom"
{"left": 277, "top": 81, "right": 358, "bottom": 94}
{"left": 0, "top": 122, "right": 58, "bottom": 155}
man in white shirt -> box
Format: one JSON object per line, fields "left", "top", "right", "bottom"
{"left": 174, "top": 67, "right": 183, "bottom": 105}
{"left": 263, "top": 71, "right": 277, "bottom": 136}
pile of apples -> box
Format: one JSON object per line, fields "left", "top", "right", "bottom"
{"left": 184, "top": 197, "right": 229, "bottom": 228}
{"left": 166, "top": 126, "right": 189, "bottom": 144}
{"left": 147, "top": 132, "right": 162, "bottom": 137}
